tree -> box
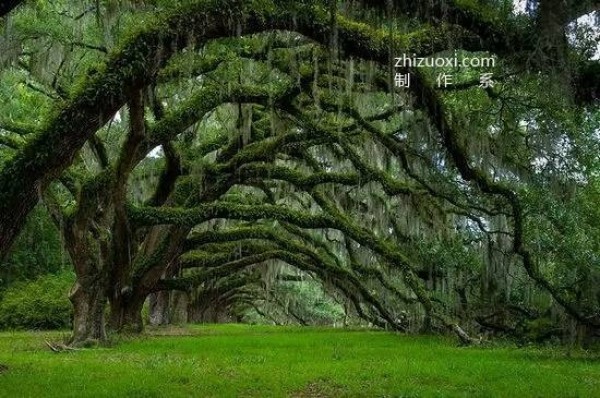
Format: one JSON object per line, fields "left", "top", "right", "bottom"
{"left": 0, "top": 0, "right": 598, "bottom": 345}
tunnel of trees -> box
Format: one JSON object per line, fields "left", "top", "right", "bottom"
{"left": 0, "top": 0, "right": 599, "bottom": 347}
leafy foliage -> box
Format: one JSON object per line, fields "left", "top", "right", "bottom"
{"left": 0, "top": 0, "right": 598, "bottom": 346}
{"left": 0, "top": 271, "right": 74, "bottom": 330}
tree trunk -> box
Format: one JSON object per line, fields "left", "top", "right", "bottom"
{"left": 171, "top": 291, "right": 190, "bottom": 324}
{"left": 69, "top": 280, "right": 107, "bottom": 346}
{"left": 537, "top": 0, "right": 569, "bottom": 69}
{"left": 108, "top": 293, "right": 146, "bottom": 333}
{"left": 188, "top": 299, "right": 235, "bottom": 323}
{"left": 148, "top": 291, "right": 171, "bottom": 326}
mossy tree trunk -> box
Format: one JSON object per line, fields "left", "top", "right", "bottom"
{"left": 108, "top": 296, "right": 146, "bottom": 333}
{"left": 69, "top": 275, "right": 108, "bottom": 346}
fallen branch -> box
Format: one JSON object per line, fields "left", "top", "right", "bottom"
{"left": 45, "top": 340, "right": 81, "bottom": 353}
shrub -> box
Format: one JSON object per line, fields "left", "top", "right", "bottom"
{"left": 0, "top": 271, "right": 75, "bottom": 330}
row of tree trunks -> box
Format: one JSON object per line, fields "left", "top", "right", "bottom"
{"left": 147, "top": 290, "right": 189, "bottom": 327}
{"left": 70, "top": 280, "right": 176, "bottom": 342}
{"left": 70, "top": 281, "right": 234, "bottom": 343}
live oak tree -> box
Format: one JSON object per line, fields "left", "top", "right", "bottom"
{"left": 0, "top": 0, "right": 598, "bottom": 345}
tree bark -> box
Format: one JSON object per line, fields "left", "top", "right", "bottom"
{"left": 148, "top": 291, "right": 171, "bottom": 326}
{"left": 171, "top": 291, "right": 190, "bottom": 324}
{"left": 108, "top": 293, "right": 146, "bottom": 333}
{"left": 69, "top": 279, "right": 107, "bottom": 346}
{"left": 188, "top": 295, "right": 235, "bottom": 323}
{"left": 537, "top": 0, "right": 570, "bottom": 69}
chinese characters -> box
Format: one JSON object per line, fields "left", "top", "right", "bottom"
{"left": 394, "top": 71, "right": 495, "bottom": 89}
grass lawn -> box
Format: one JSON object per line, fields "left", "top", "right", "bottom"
{"left": 0, "top": 324, "right": 599, "bottom": 397}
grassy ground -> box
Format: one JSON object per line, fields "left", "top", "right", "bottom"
{"left": 0, "top": 324, "right": 599, "bottom": 397}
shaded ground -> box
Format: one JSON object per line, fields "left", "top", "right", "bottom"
{"left": 0, "top": 325, "right": 599, "bottom": 397}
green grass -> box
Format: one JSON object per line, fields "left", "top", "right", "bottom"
{"left": 0, "top": 324, "right": 599, "bottom": 397}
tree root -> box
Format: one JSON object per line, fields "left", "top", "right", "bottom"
{"left": 45, "top": 340, "right": 83, "bottom": 352}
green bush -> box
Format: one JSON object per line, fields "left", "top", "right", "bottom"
{"left": 0, "top": 272, "right": 75, "bottom": 330}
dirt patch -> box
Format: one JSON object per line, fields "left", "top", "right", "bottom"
{"left": 290, "top": 378, "right": 346, "bottom": 398}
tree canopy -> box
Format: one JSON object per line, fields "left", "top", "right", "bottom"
{"left": 0, "top": 0, "right": 599, "bottom": 345}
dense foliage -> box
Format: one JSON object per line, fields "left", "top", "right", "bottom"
{"left": 0, "top": 206, "right": 67, "bottom": 291}
{"left": 0, "top": 271, "right": 74, "bottom": 330}
{"left": 0, "top": 0, "right": 598, "bottom": 347}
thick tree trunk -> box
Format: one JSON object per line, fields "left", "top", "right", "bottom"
{"left": 188, "top": 299, "right": 235, "bottom": 323}
{"left": 108, "top": 293, "right": 146, "bottom": 333}
{"left": 69, "top": 280, "right": 107, "bottom": 346}
{"left": 171, "top": 291, "right": 190, "bottom": 324}
{"left": 148, "top": 291, "right": 171, "bottom": 326}
{"left": 537, "top": 0, "right": 569, "bottom": 69}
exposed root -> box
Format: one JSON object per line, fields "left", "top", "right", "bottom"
{"left": 45, "top": 340, "right": 82, "bottom": 353}
{"left": 451, "top": 324, "right": 482, "bottom": 346}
